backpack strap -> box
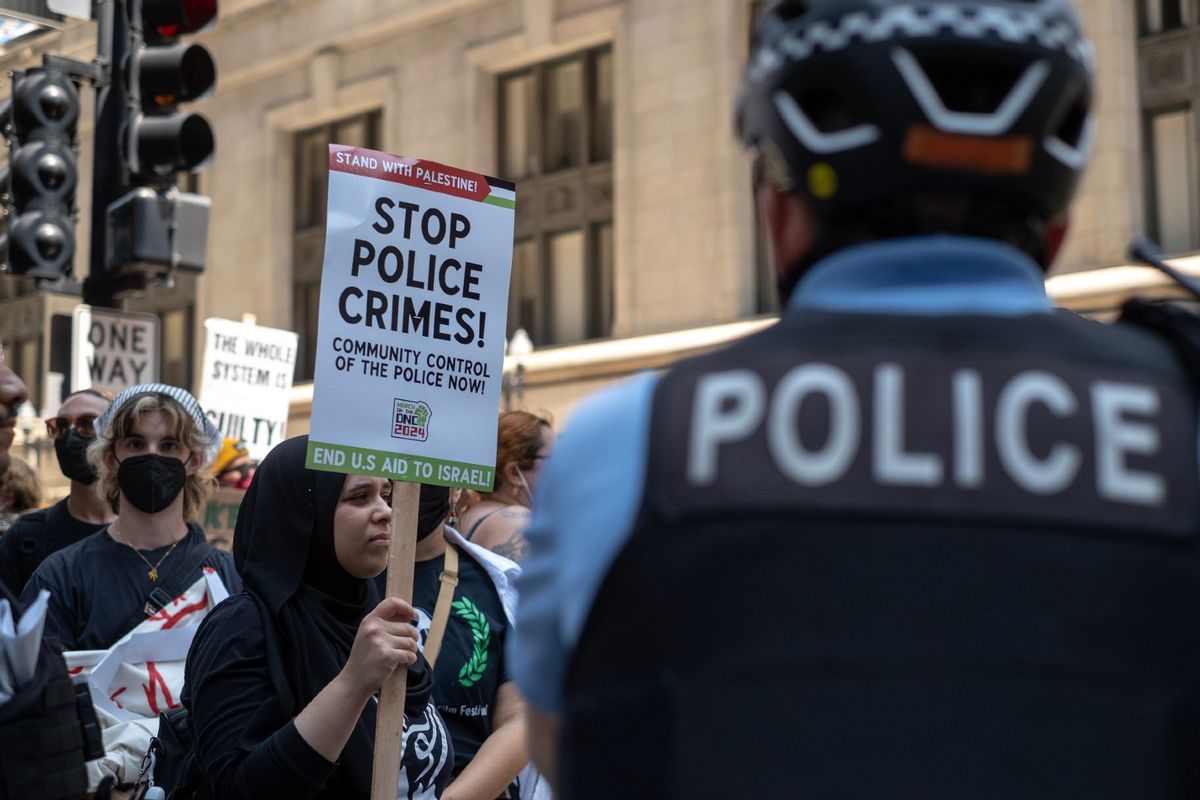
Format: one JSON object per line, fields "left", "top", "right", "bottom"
{"left": 423, "top": 543, "right": 459, "bottom": 668}
{"left": 121, "top": 541, "right": 215, "bottom": 636}
{"left": 12, "top": 508, "right": 50, "bottom": 591}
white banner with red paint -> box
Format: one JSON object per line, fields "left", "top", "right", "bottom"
{"left": 65, "top": 568, "right": 229, "bottom": 722}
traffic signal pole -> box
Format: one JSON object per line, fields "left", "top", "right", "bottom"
{"left": 2, "top": 0, "right": 216, "bottom": 302}
{"left": 86, "top": 0, "right": 125, "bottom": 307}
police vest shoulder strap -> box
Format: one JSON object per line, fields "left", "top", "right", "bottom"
{"left": 424, "top": 543, "right": 460, "bottom": 668}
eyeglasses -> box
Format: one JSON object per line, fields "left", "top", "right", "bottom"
{"left": 45, "top": 415, "right": 99, "bottom": 440}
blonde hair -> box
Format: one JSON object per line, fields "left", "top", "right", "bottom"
{"left": 88, "top": 393, "right": 212, "bottom": 521}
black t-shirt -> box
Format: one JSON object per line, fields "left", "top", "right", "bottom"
{"left": 0, "top": 499, "right": 109, "bottom": 596}
{"left": 401, "top": 546, "right": 517, "bottom": 797}
{"left": 20, "top": 524, "right": 242, "bottom": 651}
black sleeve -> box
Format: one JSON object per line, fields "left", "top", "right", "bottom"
{"left": 185, "top": 596, "right": 338, "bottom": 800}
{"left": 20, "top": 552, "right": 79, "bottom": 650}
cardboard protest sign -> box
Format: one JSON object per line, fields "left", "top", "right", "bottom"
{"left": 71, "top": 305, "right": 160, "bottom": 392}
{"left": 201, "top": 486, "right": 244, "bottom": 551}
{"left": 305, "top": 146, "right": 515, "bottom": 491}
{"left": 199, "top": 318, "right": 299, "bottom": 461}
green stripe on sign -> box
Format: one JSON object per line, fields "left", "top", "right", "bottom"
{"left": 483, "top": 195, "right": 516, "bottom": 209}
{"left": 305, "top": 440, "right": 496, "bottom": 492}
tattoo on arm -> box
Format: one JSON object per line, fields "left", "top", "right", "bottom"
{"left": 490, "top": 535, "right": 529, "bottom": 562}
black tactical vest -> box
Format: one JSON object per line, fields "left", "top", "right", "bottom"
{"left": 0, "top": 641, "right": 92, "bottom": 799}
{"left": 562, "top": 309, "right": 1200, "bottom": 799}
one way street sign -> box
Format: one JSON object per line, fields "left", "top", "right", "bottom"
{"left": 72, "top": 305, "right": 160, "bottom": 393}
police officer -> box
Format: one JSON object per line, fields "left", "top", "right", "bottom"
{"left": 511, "top": 1, "right": 1200, "bottom": 797}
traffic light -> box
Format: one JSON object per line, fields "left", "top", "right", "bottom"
{"left": 4, "top": 66, "right": 79, "bottom": 280}
{"left": 127, "top": 0, "right": 217, "bottom": 181}
{"left": 86, "top": 0, "right": 217, "bottom": 304}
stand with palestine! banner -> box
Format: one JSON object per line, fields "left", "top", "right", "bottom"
{"left": 306, "top": 146, "right": 515, "bottom": 491}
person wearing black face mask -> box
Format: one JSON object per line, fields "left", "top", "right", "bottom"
{"left": 375, "top": 484, "right": 545, "bottom": 800}
{"left": 0, "top": 388, "right": 117, "bottom": 596}
{"left": 20, "top": 384, "right": 241, "bottom": 656}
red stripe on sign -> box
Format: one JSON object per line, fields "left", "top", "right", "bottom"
{"left": 328, "top": 145, "right": 492, "bottom": 203}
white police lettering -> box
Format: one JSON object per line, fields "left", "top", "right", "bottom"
{"left": 1092, "top": 382, "right": 1165, "bottom": 505}
{"left": 767, "top": 364, "right": 859, "bottom": 486}
{"left": 685, "top": 364, "right": 1166, "bottom": 507}
{"left": 686, "top": 370, "right": 766, "bottom": 485}
{"left": 874, "top": 364, "right": 942, "bottom": 486}
{"left": 995, "top": 372, "right": 1081, "bottom": 494}
{"left": 952, "top": 370, "right": 985, "bottom": 488}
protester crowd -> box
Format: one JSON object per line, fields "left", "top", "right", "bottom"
{"left": 0, "top": 356, "right": 552, "bottom": 799}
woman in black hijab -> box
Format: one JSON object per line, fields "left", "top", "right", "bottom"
{"left": 183, "top": 435, "right": 453, "bottom": 799}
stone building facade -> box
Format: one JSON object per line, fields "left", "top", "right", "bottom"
{"left": 1, "top": 0, "right": 1197, "bottom": 488}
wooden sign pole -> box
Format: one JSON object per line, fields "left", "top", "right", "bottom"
{"left": 370, "top": 479, "right": 420, "bottom": 800}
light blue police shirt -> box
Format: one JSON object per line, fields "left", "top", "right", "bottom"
{"left": 510, "top": 235, "right": 1054, "bottom": 713}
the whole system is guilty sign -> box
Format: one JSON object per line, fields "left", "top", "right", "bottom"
{"left": 306, "top": 146, "right": 515, "bottom": 491}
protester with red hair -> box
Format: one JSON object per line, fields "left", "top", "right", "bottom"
{"left": 457, "top": 411, "right": 552, "bottom": 562}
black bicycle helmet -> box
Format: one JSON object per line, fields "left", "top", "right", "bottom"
{"left": 737, "top": 0, "right": 1094, "bottom": 225}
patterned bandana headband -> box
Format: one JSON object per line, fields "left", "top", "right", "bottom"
{"left": 95, "top": 383, "right": 222, "bottom": 463}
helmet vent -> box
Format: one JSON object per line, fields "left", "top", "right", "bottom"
{"left": 754, "top": 0, "right": 811, "bottom": 49}
{"left": 793, "top": 87, "right": 867, "bottom": 134}
{"left": 1053, "top": 95, "right": 1088, "bottom": 148}
{"left": 765, "top": 0, "right": 810, "bottom": 22}
{"left": 913, "top": 50, "right": 1030, "bottom": 115}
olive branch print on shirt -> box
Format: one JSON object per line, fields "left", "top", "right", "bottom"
{"left": 452, "top": 597, "right": 491, "bottom": 687}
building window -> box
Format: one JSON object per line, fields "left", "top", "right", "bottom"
{"left": 292, "top": 111, "right": 381, "bottom": 381}
{"left": 1146, "top": 107, "right": 1198, "bottom": 253}
{"left": 498, "top": 46, "right": 613, "bottom": 346}
{"left": 1140, "top": 0, "right": 1195, "bottom": 33}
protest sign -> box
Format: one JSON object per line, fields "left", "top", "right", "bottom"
{"left": 305, "top": 146, "right": 515, "bottom": 491}
{"left": 304, "top": 146, "right": 515, "bottom": 800}
{"left": 70, "top": 305, "right": 160, "bottom": 393}
{"left": 201, "top": 486, "right": 244, "bottom": 551}
{"left": 199, "top": 317, "right": 299, "bottom": 461}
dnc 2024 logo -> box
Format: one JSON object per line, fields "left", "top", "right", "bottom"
{"left": 392, "top": 399, "right": 431, "bottom": 442}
